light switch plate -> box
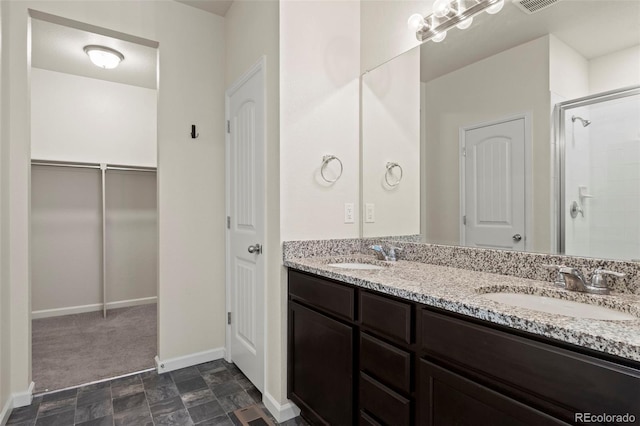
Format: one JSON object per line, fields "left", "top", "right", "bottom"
{"left": 365, "top": 203, "right": 375, "bottom": 223}
{"left": 344, "top": 203, "right": 355, "bottom": 223}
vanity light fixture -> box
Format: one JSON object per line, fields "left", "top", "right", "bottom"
{"left": 83, "top": 45, "right": 124, "bottom": 69}
{"left": 408, "top": 0, "right": 505, "bottom": 43}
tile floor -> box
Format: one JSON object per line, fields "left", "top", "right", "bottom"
{"left": 7, "top": 359, "right": 308, "bottom": 426}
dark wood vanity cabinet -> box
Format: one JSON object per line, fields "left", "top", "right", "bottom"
{"left": 287, "top": 269, "right": 640, "bottom": 426}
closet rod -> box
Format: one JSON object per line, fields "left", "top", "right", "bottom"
{"left": 31, "top": 160, "right": 157, "bottom": 173}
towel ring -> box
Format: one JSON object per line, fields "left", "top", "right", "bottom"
{"left": 385, "top": 162, "right": 403, "bottom": 187}
{"left": 321, "top": 155, "right": 343, "bottom": 183}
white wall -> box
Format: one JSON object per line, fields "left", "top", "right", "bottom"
{"left": 563, "top": 106, "right": 592, "bottom": 257}
{"left": 423, "top": 36, "right": 551, "bottom": 251}
{"left": 587, "top": 97, "right": 640, "bottom": 260}
{"left": 31, "top": 68, "right": 157, "bottom": 167}
{"left": 31, "top": 167, "right": 158, "bottom": 315}
{"left": 2, "top": 0, "right": 225, "bottom": 401}
{"left": 280, "top": 0, "right": 361, "bottom": 241}
{"left": 590, "top": 45, "right": 640, "bottom": 95}
{"left": 31, "top": 166, "right": 103, "bottom": 312}
{"left": 362, "top": 47, "right": 420, "bottom": 237}
{"left": 225, "top": 0, "right": 287, "bottom": 409}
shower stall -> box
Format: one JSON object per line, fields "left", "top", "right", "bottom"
{"left": 556, "top": 86, "right": 640, "bottom": 260}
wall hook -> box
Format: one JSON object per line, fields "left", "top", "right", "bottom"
{"left": 190, "top": 124, "right": 199, "bottom": 139}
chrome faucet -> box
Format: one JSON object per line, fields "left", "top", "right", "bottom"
{"left": 553, "top": 266, "right": 626, "bottom": 295}
{"left": 558, "top": 267, "right": 589, "bottom": 292}
{"left": 369, "top": 245, "right": 402, "bottom": 262}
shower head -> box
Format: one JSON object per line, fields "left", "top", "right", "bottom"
{"left": 572, "top": 115, "right": 591, "bottom": 127}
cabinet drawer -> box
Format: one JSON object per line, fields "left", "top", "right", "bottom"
{"left": 418, "top": 359, "right": 567, "bottom": 426}
{"left": 360, "top": 373, "right": 411, "bottom": 426}
{"left": 360, "top": 333, "right": 411, "bottom": 394}
{"left": 360, "top": 291, "right": 412, "bottom": 344}
{"left": 289, "top": 270, "right": 354, "bottom": 321}
{"left": 420, "top": 309, "right": 640, "bottom": 419}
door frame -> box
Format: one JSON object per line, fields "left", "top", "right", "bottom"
{"left": 458, "top": 112, "right": 533, "bottom": 250}
{"left": 224, "top": 56, "right": 267, "bottom": 388}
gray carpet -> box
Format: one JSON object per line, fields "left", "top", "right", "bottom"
{"left": 32, "top": 304, "right": 157, "bottom": 393}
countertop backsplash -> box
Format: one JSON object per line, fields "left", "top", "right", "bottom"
{"left": 283, "top": 238, "right": 640, "bottom": 295}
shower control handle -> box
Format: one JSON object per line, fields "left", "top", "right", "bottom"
{"left": 512, "top": 234, "right": 522, "bottom": 242}
{"left": 248, "top": 244, "right": 262, "bottom": 255}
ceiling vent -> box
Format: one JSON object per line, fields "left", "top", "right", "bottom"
{"left": 513, "top": 0, "right": 561, "bottom": 14}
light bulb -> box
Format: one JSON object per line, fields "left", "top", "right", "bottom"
{"left": 84, "top": 45, "right": 124, "bottom": 69}
{"left": 456, "top": 16, "right": 473, "bottom": 29}
{"left": 486, "top": 0, "right": 504, "bottom": 14}
{"left": 407, "top": 13, "right": 426, "bottom": 32}
{"left": 432, "top": 31, "right": 447, "bottom": 42}
{"left": 433, "top": 0, "right": 451, "bottom": 18}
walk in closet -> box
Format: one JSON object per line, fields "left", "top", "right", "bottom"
{"left": 30, "top": 15, "right": 159, "bottom": 392}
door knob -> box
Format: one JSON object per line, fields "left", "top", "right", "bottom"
{"left": 248, "top": 244, "right": 262, "bottom": 254}
{"left": 512, "top": 234, "right": 522, "bottom": 242}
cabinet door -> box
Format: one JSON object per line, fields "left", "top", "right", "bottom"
{"left": 288, "top": 301, "right": 354, "bottom": 425}
{"left": 418, "top": 360, "right": 568, "bottom": 426}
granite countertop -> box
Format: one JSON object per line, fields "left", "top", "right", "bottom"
{"left": 284, "top": 255, "right": 640, "bottom": 363}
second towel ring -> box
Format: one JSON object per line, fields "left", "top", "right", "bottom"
{"left": 385, "top": 162, "right": 403, "bottom": 187}
{"left": 321, "top": 155, "right": 343, "bottom": 183}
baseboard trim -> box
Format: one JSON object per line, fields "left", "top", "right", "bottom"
{"left": 262, "top": 392, "right": 300, "bottom": 423}
{"left": 155, "top": 347, "right": 225, "bottom": 374}
{"left": 31, "top": 297, "right": 157, "bottom": 319}
{"left": 12, "top": 381, "right": 34, "bottom": 409}
{"left": 0, "top": 395, "right": 13, "bottom": 426}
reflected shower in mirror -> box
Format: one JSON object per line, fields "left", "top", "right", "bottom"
{"left": 558, "top": 88, "right": 640, "bottom": 261}
{"left": 360, "top": 0, "right": 640, "bottom": 261}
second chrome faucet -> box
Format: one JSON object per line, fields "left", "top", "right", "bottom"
{"left": 369, "top": 245, "right": 402, "bottom": 262}
{"left": 543, "top": 264, "right": 626, "bottom": 295}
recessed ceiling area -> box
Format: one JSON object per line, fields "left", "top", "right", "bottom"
{"left": 174, "top": 0, "right": 234, "bottom": 17}
{"left": 420, "top": 0, "right": 640, "bottom": 82}
{"left": 31, "top": 18, "right": 158, "bottom": 90}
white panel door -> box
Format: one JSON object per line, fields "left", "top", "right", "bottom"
{"left": 227, "top": 61, "right": 265, "bottom": 392}
{"left": 464, "top": 118, "right": 525, "bottom": 250}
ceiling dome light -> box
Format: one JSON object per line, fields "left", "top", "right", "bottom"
{"left": 407, "top": 13, "right": 427, "bottom": 32}
{"left": 83, "top": 45, "right": 124, "bottom": 69}
{"left": 486, "top": 0, "right": 505, "bottom": 14}
{"left": 456, "top": 16, "right": 473, "bottom": 29}
{"left": 432, "top": 0, "right": 451, "bottom": 18}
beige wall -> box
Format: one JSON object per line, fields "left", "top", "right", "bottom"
{"left": 280, "top": 0, "right": 361, "bottom": 242}
{"left": 224, "top": 0, "right": 285, "bottom": 405}
{"left": 424, "top": 36, "right": 551, "bottom": 251}
{"left": 2, "top": 0, "right": 226, "bottom": 399}
{"left": 1, "top": 0, "right": 10, "bottom": 417}
{"left": 362, "top": 47, "right": 420, "bottom": 237}
{"left": 360, "top": 0, "right": 430, "bottom": 73}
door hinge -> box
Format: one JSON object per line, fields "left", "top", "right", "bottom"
{"left": 227, "top": 312, "right": 231, "bottom": 325}
{"left": 463, "top": 215, "right": 467, "bottom": 225}
{"left": 226, "top": 216, "right": 231, "bottom": 229}
{"left": 462, "top": 147, "right": 466, "bottom": 157}
{"left": 227, "top": 120, "right": 230, "bottom": 134}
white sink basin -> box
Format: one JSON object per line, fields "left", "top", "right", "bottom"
{"left": 328, "top": 262, "right": 386, "bottom": 270}
{"left": 481, "top": 292, "right": 637, "bottom": 321}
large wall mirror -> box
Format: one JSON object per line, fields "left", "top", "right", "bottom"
{"left": 361, "top": 0, "right": 640, "bottom": 261}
